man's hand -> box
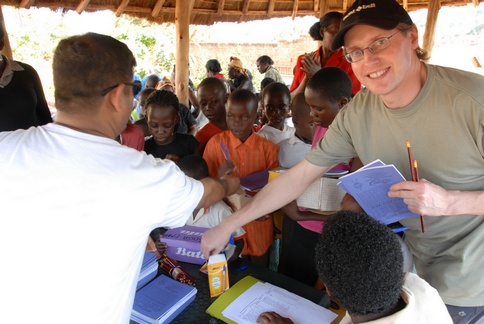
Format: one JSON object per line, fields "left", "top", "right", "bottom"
{"left": 201, "top": 220, "right": 236, "bottom": 259}
{"left": 257, "top": 312, "right": 294, "bottom": 324}
{"left": 388, "top": 179, "right": 450, "bottom": 216}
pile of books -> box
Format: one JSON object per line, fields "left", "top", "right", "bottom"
{"left": 131, "top": 274, "right": 197, "bottom": 324}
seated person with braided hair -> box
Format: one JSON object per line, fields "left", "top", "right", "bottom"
{"left": 257, "top": 211, "right": 452, "bottom": 324}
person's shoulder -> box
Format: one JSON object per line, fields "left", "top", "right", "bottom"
{"left": 429, "top": 64, "right": 484, "bottom": 95}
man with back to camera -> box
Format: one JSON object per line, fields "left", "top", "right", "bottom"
{"left": 202, "top": 0, "right": 484, "bottom": 322}
{"left": 0, "top": 33, "right": 239, "bottom": 323}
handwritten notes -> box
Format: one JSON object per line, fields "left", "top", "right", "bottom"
{"left": 337, "top": 160, "right": 419, "bottom": 224}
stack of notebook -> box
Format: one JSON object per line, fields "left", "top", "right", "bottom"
{"left": 136, "top": 251, "right": 159, "bottom": 290}
{"left": 131, "top": 274, "right": 197, "bottom": 324}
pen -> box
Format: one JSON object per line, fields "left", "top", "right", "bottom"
{"left": 406, "top": 141, "right": 425, "bottom": 233}
{"left": 235, "top": 265, "right": 248, "bottom": 272}
{"left": 413, "top": 160, "right": 426, "bottom": 233}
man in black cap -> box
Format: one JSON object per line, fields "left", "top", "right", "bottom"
{"left": 202, "top": 0, "right": 484, "bottom": 323}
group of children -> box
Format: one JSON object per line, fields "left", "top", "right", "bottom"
{"left": 133, "top": 64, "right": 357, "bottom": 284}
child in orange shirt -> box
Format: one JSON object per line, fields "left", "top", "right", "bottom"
{"left": 203, "top": 89, "right": 279, "bottom": 266}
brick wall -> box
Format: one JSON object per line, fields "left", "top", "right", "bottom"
{"left": 189, "top": 34, "right": 320, "bottom": 88}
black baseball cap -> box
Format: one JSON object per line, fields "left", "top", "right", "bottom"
{"left": 331, "top": 0, "right": 413, "bottom": 51}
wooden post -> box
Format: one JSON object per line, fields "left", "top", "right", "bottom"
{"left": 175, "top": 0, "right": 193, "bottom": 107}
{"left": 0, "top": 6, "right": 13, "bottom": 60}
{"left": 422, "top": 0, "right": 440, "bottom": 61}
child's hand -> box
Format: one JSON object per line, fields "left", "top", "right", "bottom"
{"left": 165, "top": 154, "right": 180, "bottom": 164}
{"left": 155, "top": 241, "right": 167, "bottom": 254}
{"left": 218, "top": 160, "right": 236, "bottom": 177}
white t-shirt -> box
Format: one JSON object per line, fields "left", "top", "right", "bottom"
{"left": 340, "top": 272, "right": 452, "bottom": 324}
{"left": 256, "top": 124, "right": 295, "bottom": 146}
{"left": 278, "top": 134, "right": 311, "bottom": 168}
{"left": 186, "top": 201, "right": 245, "bottom": 260}
{"left": 0, "top": 124, "right": 204, "bottom": 323}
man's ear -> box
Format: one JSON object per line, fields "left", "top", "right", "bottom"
{"left": 223, "top": 93, "right": 229, "bottom": 104}
{"left": 108, "top": 83, "right": 127, "bottom": 113}
{"left": 337, "top": 97, "right": 349, "bottom": 109}
{"left": 408, "top": 25, "right": 420, "bottom": 51}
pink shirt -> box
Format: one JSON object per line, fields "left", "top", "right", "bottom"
{"left": 299, "top": 126, "right": 351, "bottom": 233}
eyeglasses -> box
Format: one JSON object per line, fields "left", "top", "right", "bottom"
{"left": 101, "top": 81, "right": 142, "bottom": 97}
{"left": 343, "top": 31, "right": 401, "bottom": 63}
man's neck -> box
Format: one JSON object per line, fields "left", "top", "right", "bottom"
{"left": 55, "top": 112, "right": 116, "bottom": 139}
{"left": 382, "top": 61, "right": 427, "bottom": 109}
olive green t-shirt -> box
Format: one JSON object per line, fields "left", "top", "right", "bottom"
{"left": 307, "top": 64, "right": 484, "bottom": 306}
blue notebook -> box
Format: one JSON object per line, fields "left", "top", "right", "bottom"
{"left": 131, "top": 274, "right": 197, "bottom": 324}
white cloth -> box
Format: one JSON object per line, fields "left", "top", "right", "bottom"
{"left": 186, "top": 201, "right": 245, "bottom": 260}
{"left": 0, "top": 124, "right": 204, "bottom": 323}
{"left": 339, "top": 272, "right": 452, "bottom": 324}
{"left": 278, "top": 134, "right": 312, "bottom": 168}
{"left": 257, "top": 124, "right": 295, "bottom": 145}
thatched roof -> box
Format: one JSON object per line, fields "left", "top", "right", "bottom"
{"left": 0, "top": 0, "right": 483, "bottom": 26}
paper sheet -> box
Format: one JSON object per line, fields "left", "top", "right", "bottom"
{"left": 222, "top": 282, "right": 337, "bottom": 324}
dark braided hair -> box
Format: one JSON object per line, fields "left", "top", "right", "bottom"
{"left": 145, "top": 90, "right": 179, "bottom": 115}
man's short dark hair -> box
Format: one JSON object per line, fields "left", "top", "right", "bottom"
{"left": 315, "top": 211, "right": 404, "bottom": 317}
{"left": 53, "top": 33, "right": 136, "bottom": 112}
{"left": 306, "top": 67, "right": 352, "bottom": 103}
{"left": 256, "top": 55, "right": 274, "bottom": 65}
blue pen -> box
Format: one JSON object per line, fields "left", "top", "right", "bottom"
{"left": 235, "top": 265, "right": 248, "bottom": 272}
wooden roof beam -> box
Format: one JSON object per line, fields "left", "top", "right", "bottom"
{"left": 239, "top": 0, "right": 250, "bottom": 22}
{"left": 292, "top": 0, "right": 299, "bottom": 19}
{"left": 76, "top": 0, "right": 90, "bottom": 14}
{"left": 19, "top": 0, "right": 35, "bottom": 9}
{"left": 151, "top": 0, "right": 165, "bottom": 18}
{"left": 216, "top": 0, "right": 225, "bottom": 16}
{"left": 313, "top": 0, "right": 319, "bottom": 14}
{"left": 115, "top": 0, "right": 130, "bottom": 17}
{"left": 267, "top": 0, "right": 275, "bottom": 15}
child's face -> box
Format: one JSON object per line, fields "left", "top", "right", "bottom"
{"left": 305, "top": 88, "right": 343, "bottom": 128}
{"left": 226, "top": 99, "right": 257, "bottom": 143}
{"left": 198, "top": 84, "right": 227, "bottom": 124}
{"left": 263, "top": 92, "right": 290, "bottom": 130}
{"left": 138, "top": 92, "right": 151, "bottom": 117}
{"left": 147, "top": 105, "right": 179, "bottom": 145}
{"left": 293, "top": 107, "right": 315, "bottom": 144}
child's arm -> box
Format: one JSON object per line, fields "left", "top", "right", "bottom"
{"left": 227, "top": 238, "right": 244, "bottom": 263}
{"left": 281, "top": 200, "right": 332, "bottom": 222}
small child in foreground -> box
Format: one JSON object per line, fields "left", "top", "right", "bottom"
{"left": 258, "top": 211, "right": 452, "bottom": 324}
{"left": 178, "top": 155, "right": 245, "bottom": 263}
